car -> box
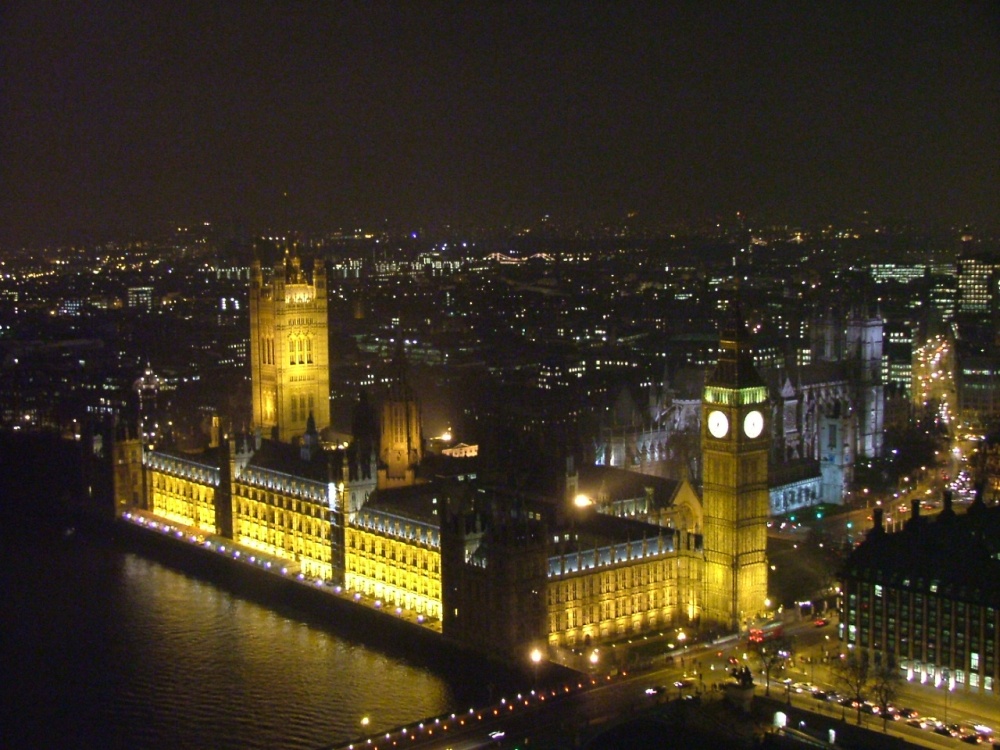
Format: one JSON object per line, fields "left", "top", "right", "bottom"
{"left": 645, "top": 685, "right": 666, "bottom": 695}
{"left": 962, "top": 733, "right": 983, "bottom": 744}
{"left": 489, "top": 730, "right": 506, "bottom": 740}
{"left": 813, "top": 618, "right": 829, "bottom": 627}
{"left": 934, "top": 726, "right": 957, "bottom": 737}
{"left": 897, "top": 707, "right": 919, "bottom": 719}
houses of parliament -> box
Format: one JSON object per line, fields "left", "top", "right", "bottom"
{"left": 108, "top": 249, "right": 769, "bottom": 665}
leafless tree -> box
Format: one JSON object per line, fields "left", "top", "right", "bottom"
{"left": 871, "top": 654, "right": 904, "bottom": 732}
{"left": 756, "top": 636, "right": 794, "bottom": 697}
{"left": 831, "top": 649, "right": 873, "bottom": 725}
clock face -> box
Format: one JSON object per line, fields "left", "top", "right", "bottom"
{"left": 743, "top": 410, "right": 764, "bottom": 439}
{"left": 707, "top": 410, "right": 729, "bottom": 439}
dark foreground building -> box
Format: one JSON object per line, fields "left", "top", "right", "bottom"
{"left": 839, "top": 491, "right": 1000, "bottom": 697}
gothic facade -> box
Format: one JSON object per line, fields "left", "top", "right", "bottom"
{"left": 249, "top": 248, "right": 331, "bottom": 443}
{"left": 592, "top": 307, "right": 885, "bottom": 512}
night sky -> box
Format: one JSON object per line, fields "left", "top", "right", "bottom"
{"left": 2, "top": 1, "right": 998, "bottom": 245}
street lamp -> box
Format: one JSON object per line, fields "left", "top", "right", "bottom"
{"left": 530, "top": 647, "right": 542, "bottom": 683}
{"left": 942, "top": 669, "right": 951, "bottom": 723}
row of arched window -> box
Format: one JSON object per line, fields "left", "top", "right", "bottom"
{"left": 288, "top": 334, "right": 314, "bottom": 365}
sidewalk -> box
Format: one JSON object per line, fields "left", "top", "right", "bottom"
{"left": 780, "top": 638, "right": 1000, "bottom": 735}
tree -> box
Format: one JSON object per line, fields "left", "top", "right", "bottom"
{"left": 756, "top": 636, "right": 794, "bottom": 697}
{"left": 871, "top": 654, "right": 904, "bottom": 732}
{"left": 831, "top": 649, "right": 872, "bottom": 725}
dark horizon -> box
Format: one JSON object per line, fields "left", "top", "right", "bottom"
{"left": 2, "top": 1, "right": 999, "bottom": 246}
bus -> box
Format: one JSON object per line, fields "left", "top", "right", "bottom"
{"left": 748, "top": 620, "right": 784, "bottom": 647}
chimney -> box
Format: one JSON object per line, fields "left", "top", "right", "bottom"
{"left": 910, "top": 499, "right": 920, "bottom": 521}
{"left": 943, "top": 490, "right": 953, "bottom": 514}
{"left": 872, "top": 507, "right": 885, "bottom": 533}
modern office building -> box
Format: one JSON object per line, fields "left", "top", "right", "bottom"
{"left": 840, "top": 495, "right": 1000, "bottom": 695}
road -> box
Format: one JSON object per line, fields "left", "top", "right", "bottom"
{"left": 330, "top": 621, "right": 999, "bottom": 750}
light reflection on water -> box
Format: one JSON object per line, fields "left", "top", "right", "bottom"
{"left": 1, "top": 526, "right": 456, "bottom": 750}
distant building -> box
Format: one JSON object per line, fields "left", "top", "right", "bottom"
{"left": 958, "top": 355, "right": 1000, "bottom": 429}
{"left": 592, "top": 305, "right": 885, "bottom": 510}
{"left": 378, "top": 353, "right": 423, "bottom": 490}
{"left": 957, "top": 244, "right": 999, "bottom": 315}
{"left": 127, "top": 286, "right": 154, "bottom": 311}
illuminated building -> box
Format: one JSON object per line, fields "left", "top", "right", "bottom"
{"left": 841, "top": 496, "right": 1000, "bottom": 695}
{"left": 126, "top": 286, "right": 154, "bottom": 311}
{"left": 250, "top": 248, "right": 330, "bottom": 443}
{"left": 145, "top": 447, "right": 223, "bottom": 534}
{"left": 440, "top": 472, "right": 704, "bottom": 663}
{"left": 377, "top": 354, "right": 422, "bottom": 489}
{"left": 345, "top": 485, "right": 442, "bottom": 622}
{"left": 113, "top": 273, "right": 784, "bottom": 665}
{"left": 957, "top": 251, "right": 999, "bottom": 315}
{"left": 231, "top": 424, "right": 374, "bottom": 581}
{"left": 593, "top": 306, "right": 884, "bottom": 510}
{"left": 701, "top": 307, "right": 770, "bottom": 632}
{"left": 110, "top": 422, "right": 144, "bottom": 517}
{"left": 541, "top": 512, "right": 702, "bottom": 651}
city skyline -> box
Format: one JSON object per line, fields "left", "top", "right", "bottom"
{"left": 3, "top": 1, "right": 999, "bottom": 246}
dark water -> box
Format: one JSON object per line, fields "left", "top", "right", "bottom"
{"left": 0, "top": 522, "right": 469, "bottom": 750}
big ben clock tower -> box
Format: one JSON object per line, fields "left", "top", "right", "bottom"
{"left": 702, "top": 307, "right": 770, "bottom": 633}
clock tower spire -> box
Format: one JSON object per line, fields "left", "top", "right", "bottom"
{"left": 701, "top": 306, "right": 770, "bottom": 633}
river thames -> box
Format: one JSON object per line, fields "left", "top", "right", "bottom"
{"left": 0, "top": 519, "right": 493, "bottom": 750}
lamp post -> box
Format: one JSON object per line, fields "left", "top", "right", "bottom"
{"left": 942, "top": 669, "right": 951, "bottom": 723}
{"left": 530, "top": 647, "right": 542, "bottom": 685}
